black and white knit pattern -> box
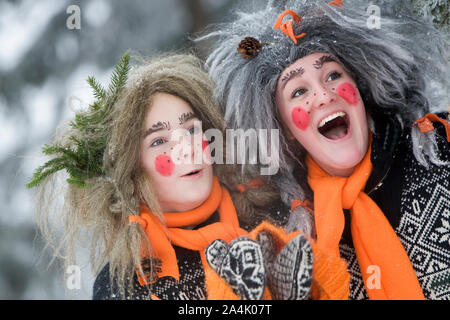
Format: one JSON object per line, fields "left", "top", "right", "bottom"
{"left": 206, "top": 237, "right": 266, "bottom": 300}
{"left": 266, "top": 234, "right": 313, "bottom": 300}
{"left": 93, "top": 247, "right": 206, "bottom": 300}
{"left": 150, "top": 248, "right": 207, "bottom": 300}
{"left": 396, "top": 141, "right": 450, "bottom": 299}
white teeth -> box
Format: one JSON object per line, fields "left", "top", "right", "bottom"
{"left": 318, "top": 112, "right": 346, "bottom": 129}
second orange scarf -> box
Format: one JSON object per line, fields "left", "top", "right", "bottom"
{"left": 306, "top": 139, "right": 424, "bottom": 300}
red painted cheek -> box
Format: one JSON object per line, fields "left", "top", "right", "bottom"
{"left": 155, "top": 154, "right": 175, "bottom": 177}
{"left": 202, "top": 138, "right": 211, "bottom": 161}
{"left": 337, "top": 82, "right": 359, "bottom": 106}
{"left": 291, "top": 107, "right": 310, "bottom": 130}
{"left": 202, "top": 139, "right": 209, "bottom": 151}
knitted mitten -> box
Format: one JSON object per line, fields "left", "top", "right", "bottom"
{"left": 205, "top": 237, "right": 266, "bottom": 300}
{"left": 257, "top": 231, "right": 313, "bottom": 300}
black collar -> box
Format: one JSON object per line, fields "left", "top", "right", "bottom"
{"left": 365, "top": 112, "right": 403, "bottom": 194}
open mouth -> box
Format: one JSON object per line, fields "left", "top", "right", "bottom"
{"left": 317, "top": 111, "right": 350, "bottom": 140}
{"left": 181, "top": 169, "right": 203, "bottom": 177}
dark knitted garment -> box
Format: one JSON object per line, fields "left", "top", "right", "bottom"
{"left": 93, "top": 246, "right": 206, "bottom": 300}
{"left": 92, "top": 212, "right": 219, "bottom": 300}
{"left": 92, "top": 201, "right": 290, "bottom": 300}
{"left": 339, "top": 112, "right": 450, "bottom": 300}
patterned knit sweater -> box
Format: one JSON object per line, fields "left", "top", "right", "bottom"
{"left": 339, "top": 112, "right": 450, "bottom": 300}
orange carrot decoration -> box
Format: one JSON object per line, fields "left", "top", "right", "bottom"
{"left": 329, "top": 0, "right": 344, "bottom": 7}
{"left": 414, "top": 113, "right": 450, "bottom": 142}
{"left": 273, "top": 10, "right": 307, "bottom": 45}
{"left": 237, "top": 178, "right": 265, "bottom": 193}
{"left": 291, "top": 199, "right": 314, "bottom": 214}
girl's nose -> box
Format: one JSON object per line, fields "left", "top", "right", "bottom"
{"left": 180, "top": 137, "right": 194, "bottom": 160}
{"left": 312, "top": 86, "right": 336, "bottom": 110}
{"left": 168, "top": 132, "right": 194, "bottom": 164}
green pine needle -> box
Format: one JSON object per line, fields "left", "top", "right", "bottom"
{"left": 87, "top": 76, "right": 107, "bottom": 101}
{"left": 26, "top": 53, "right": 130, "bottom": 189}
{"left": 108, "top": 54, "right": 131, "bottom": 98}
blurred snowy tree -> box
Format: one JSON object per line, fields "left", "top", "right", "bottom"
{"left": 409, "top": 0, "right": 449, "bottom": 33}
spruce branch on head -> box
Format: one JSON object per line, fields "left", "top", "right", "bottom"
{"left": 26, "top": 53, "right": 131, "bottom": 189}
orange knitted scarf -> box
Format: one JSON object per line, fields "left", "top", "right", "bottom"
{"left": 306, "top": 137, "right": 424, "bottom": 300}
{"left": 129, "top": 176, "right": 247, "bottom": 285}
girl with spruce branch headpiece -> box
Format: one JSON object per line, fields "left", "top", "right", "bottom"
{"left": 200, "top": 0, "right": 450, "bottom": 300}
{"left": 29, "top": 53, "right": 331, "bottom": 300}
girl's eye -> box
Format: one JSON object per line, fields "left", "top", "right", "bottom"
{"left": 292, "top": 88, "right": 307, "bottom": 98}
{"left": 327, "top": 71, "right": 342, "bottom": 82}
{"left": 188, "top": 125, "right": 201, "bottom": 135}
{"left": 151, "top": 138, "right": 166, "bottom": 147}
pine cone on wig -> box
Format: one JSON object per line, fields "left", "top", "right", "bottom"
{"left": 237, "top": 37, "right": 262, "bottom": 60}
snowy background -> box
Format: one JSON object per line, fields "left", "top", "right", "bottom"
{"left": 0, "top": 0, "right": 447, "bottom": 300}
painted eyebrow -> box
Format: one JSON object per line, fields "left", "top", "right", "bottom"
{"left": 143, "top": 121, "right": 171, "bottom": 138}
{"left": 178, "top": 112, "right": 198, "bottom": 125}
{"left": 280, "top": 67, "right": 305, "bottom": 90}
{"left": 312, "top": 55, "right": 338, "bottom": 69}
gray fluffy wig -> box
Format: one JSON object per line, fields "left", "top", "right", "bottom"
{"left": 199, "top": 0, "right": 450, "bottom": 236}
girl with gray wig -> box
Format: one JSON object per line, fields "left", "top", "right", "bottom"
{"left": 200, "top": 0, "right": 450, "bottom": 299}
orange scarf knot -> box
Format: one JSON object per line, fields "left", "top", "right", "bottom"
{"left": 273, "top": 10, "right": 306, "bottom": 44}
